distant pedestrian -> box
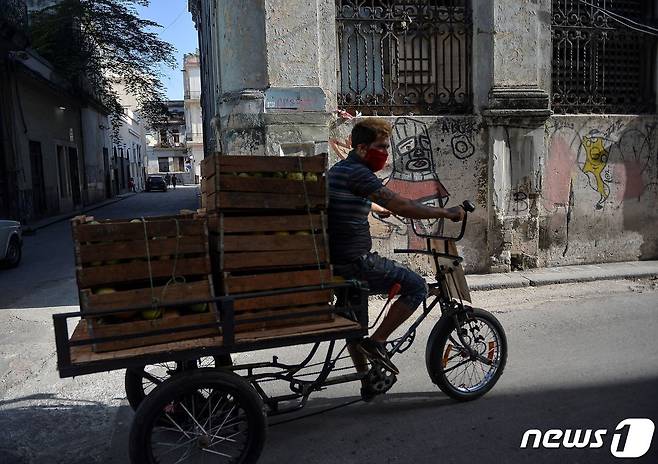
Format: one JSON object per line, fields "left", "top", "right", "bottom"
{"left": 171, "top": 175, "right": 178, "bottom": 189}
{"left": 164, "top": 173, "right": 171, "bottom": 186}
{"left": 128, "top": 177, "right": 135, "bottom": 192}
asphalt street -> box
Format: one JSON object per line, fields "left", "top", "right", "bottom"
{"left": 1, "top": 185, "right": 657, "bottom": 464}
{"left": 0, "top": 186, "right": 201, "bottom": 463}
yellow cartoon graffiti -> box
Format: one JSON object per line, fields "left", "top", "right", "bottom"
{"left": 581, "top": 132, "right": 610, "bottom": 209}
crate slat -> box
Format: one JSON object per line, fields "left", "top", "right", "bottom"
{"left": 78, "top": 236, "right": 206, "bottom": 264}
{"left": 216, "top": 154, "right": 326, "bottom": 173}
{"left": 233, "top": 290, "right": 332, "bottom": 312}
{"left": 210, "top": 175, "right": 325, "bottom": 196}
{"left": 89, "top": 310, "right": 220, "bottom": 352}
{"left": 216, "top": 192, "right": 325, "bottom": 210}
{"left": 235, "top": 305, "right": 334, "bottom": 332}
{"left": 201, "top": 156, "right": 216, "bottom": 179}
{"left": 81, "top": 280, "right": 212, "bottom": 314}
{"left": 75, "top": 220, "right": 205, "bottom": 243}
{"left": 213, "top": 214, "right": 323, "bottom": 234}
{"left": 222, "top": 250, "right": 327, "bottom": 270}
{"left": 77, "top": 257, "right": 211, "bottom": 288}
{"left": 224, "top": 269, "right": 332, "bottom": 293}
{"left": 223, "top": 234, "right": 325, "bottom": 252}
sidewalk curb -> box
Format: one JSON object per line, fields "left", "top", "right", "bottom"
{"left": 23, "top": 193, "right": 137, "bottom": 233}
{"left": 466, "top": 261, "right": 658, "bottom": 292}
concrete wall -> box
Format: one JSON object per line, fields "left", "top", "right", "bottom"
{"left": 541, "top": 116, "right": 658, "bottom": 265}
{"left": 81, "top": 107, "right": 112, "bottom": 203}
{"left": 332, "top": 116, "right": 490, "bottom": 275}
{"left": 192, "top": 0, "right": 658, "bottom": 272}
{"left": 14, "top": 74, "right": 84, "bottom": 219}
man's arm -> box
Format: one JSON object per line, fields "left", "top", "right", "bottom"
{"left": 369, "top": 187, "right": 464, "bottom": 221}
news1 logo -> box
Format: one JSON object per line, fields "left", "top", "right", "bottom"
{"left": 520, "top": 418, "right": 655, "bottom": 458}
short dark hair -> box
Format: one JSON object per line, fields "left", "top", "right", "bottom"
{"left": 351, "top": 118, "right": 392, "bottom": 148}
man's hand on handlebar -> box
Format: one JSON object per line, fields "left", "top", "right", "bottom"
{"left": 446, "top": 206, "right": 466, "bottom": 223}
{"left": 371, "top": 202, "right": 392, "bottom": 219}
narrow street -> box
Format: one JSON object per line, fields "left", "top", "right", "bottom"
{"left": 0, "top": 186, "right": 201, "bottom": 463}
{"left": 0, "top": 187, "right": 656, "bottom": 464}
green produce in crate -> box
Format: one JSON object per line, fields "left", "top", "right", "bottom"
{"left": 141, "top": 307, "right": 163, "bottom": 320}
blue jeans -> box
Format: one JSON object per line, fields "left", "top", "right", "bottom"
{"left": 334, "top": 252, "right": 427, "bottom": 311}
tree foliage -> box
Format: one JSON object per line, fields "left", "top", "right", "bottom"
{"left": 30, "top": 0, "right": 176, "bottom": 129}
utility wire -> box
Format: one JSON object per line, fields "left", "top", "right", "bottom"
{"left": 577, "top": 0, "right": 658, "bottom": 37}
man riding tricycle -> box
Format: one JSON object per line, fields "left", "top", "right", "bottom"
{"left": 53, "top": 119, "right": 507, "bottom": 463}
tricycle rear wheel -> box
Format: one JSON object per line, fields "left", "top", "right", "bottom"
{"left": 125, "top": 355, "right": 233, "bottom": 411}
{"left": 129, "top": 369, "right": 266, "bottom": 464}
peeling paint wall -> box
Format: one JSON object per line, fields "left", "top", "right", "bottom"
{"left": 331, "top": 116, "right": 489, "bottom": 275}
{"left": 541, "top": 116, "right": 658, "bottom": 264}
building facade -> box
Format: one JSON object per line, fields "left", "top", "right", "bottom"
{"left": 183, "top": 53, "right": 203, "bottom": 183}
{"left": 146, "top": 101, "right": 193, "bottom": 184}
{"left": 1, "top": 0, "right": 113, "bottom": 223}
{"left": 190, "top": 0, "right": 658, "bottom": 273}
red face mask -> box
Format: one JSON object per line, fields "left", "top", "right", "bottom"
{"left": 363, "top": 148, "right": 389, "bottom": 172}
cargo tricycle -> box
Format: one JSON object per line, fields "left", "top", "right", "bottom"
{"left": 54, "top": 200, "right": 507, "bottom": 463}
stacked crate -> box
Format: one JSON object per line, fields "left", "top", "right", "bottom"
{"left": 200, "top": 154, "right": 335, "bottom": 333}
{"left": 72, "top": 215, "right": 220, "bottom": 352}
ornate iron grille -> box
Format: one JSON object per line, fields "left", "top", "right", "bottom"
{"left": 336, "top": 0, "right": 472, "bottom": 115}
{"left": 552, "top": 0, "right": 657, "bottom": 114}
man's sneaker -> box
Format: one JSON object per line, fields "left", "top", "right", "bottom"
{"left": 360, "top": 384, "right": 379, "bottom": 403}
{"left": 357, "top": 338, "right": 399, "bottom": 375}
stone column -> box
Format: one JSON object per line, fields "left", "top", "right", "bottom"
{"left": 483, "top": 0, "right": 553, "bottom": 272}
{"left": 211, "top": 0, "right": 336, "bottom": 157}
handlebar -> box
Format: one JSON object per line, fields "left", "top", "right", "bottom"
{"left": 408, "top": 199, "right": 476, "bottom": 242}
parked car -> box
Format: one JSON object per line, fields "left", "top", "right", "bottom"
{"left": 145, "top": 175, "right": 167, "bottom": 192}
{"left": 0, "top": 220, "right": 22, "bottom": 268}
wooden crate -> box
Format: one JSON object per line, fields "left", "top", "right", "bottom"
{"left": 204, "top": 212, "right": 336, "bottom": 333}
{"left": 72, "top": 215, "right": 220, "bottom": 352}
{"left": 200, "top": 154, "right": 328, "bottom": 212}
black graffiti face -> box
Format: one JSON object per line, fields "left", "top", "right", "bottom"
{"left": 392, "top": 117, "right": 436, "bottom": 180}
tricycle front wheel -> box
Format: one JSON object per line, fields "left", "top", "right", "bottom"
{"left": 426, "top": 308, "right": 507, "bottom": 401}
{"left": 129, "top": 368, "right": 266, "bottom": 464}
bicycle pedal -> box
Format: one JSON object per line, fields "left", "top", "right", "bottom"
{"left": 366, "top": 365, "right": 397, "bottom": 394}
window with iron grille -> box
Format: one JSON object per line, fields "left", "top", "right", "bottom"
{"left": 552, "top": 0, "right": 657, "bottom": 114}
{"left": 336, "top": 0, "right": 472, "bottom": 115}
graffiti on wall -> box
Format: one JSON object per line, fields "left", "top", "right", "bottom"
{"left": 545, "top": 119, "right": 658, "bottom": 256}
{"left": 546, "top": 121, "right": 658, "bottom": 212}
{"left": 329, "top": 114, "right": 482, "bottom": 249}
{"left": 370, "top": 117, "right": 450, "bottom": 248}
{"left": 437, "top": 118, "right": 479, "bottom": 160}
{"left": 580, "top": 131, "right": 611, "bottom": 209}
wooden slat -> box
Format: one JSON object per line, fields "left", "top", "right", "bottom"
{"left": 234, "top": 315, "right": 359, "bottom": 343}
{"left": 224, "top": 269, "right": 332, "bottom": 293}
{"left": 222, "top": 234, "right": 325, "bottom": 252}
{"left": 77, "top": 257, "right": 211, "bottom": 288}
{"left": 217, "top": 192, "right": 325, "bottom": 210}
{"left": 88, "top": 311, "right": 220, "bottom": 352}
{"left": 222, "top": 249, "right": 327, "bottom": 270}
{"left": 235, "top": 305, "right": 333, "bottom": 332}
{"left": 68, "top": 315, "right": 360, "bottom": 364}
{"left": 217, "top": 154, "right": 326, "bottom": 173}
{"left": 201, "top": 156, "right": 217, "bottom": 179}
{"left": 81, "top": 280, "right": 212, "bottom": 314}
{"left": 74, "top": 220, "right": 205, "bottom": 243}
{"left": 78, "top": 236, "right": 206, "bottom": 263}
{"left": 215, "top": 214, "right": 323, "bottom": 233}
{"left": 233, "top": 290, "right": 332, "bottom": 312}
{"left": 214, "top": 175, "right": 325, "bottom": 196}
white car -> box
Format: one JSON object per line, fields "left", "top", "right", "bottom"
{"left": 0, "top": 220, "right": 22, "bottom": 268}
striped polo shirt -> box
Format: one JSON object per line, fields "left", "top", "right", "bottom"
{"left": 327, "top": 151, "right": 384, "bottom": 264}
